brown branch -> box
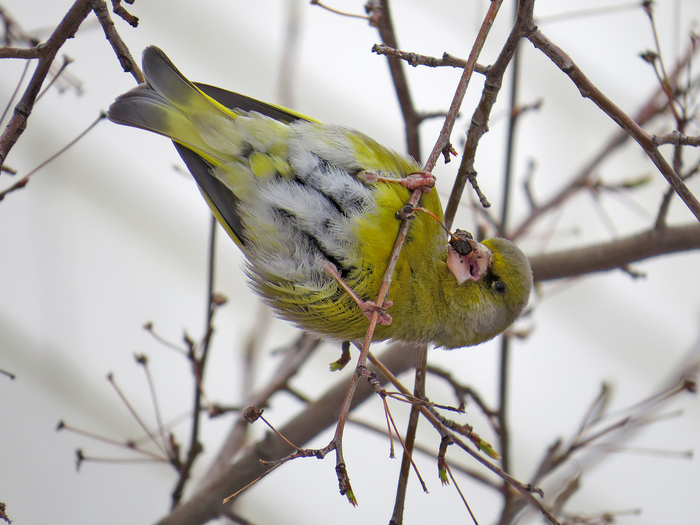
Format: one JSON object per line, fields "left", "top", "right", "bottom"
{"left": 0, "top": 0, "right": 93, "bottom": 169}
{"left": 529, "top": 223, "right": 700, "bottom": 282}
{"left": 389, "top": 344, "right": 427, "bottom": 524}
{"left": 444, "top": 0, "right": 537, "bottom": 228}
{"left": 156, "top": 342, "right": 420, "bottom": 525}
{"left": 197, "top": 333, "right": 319, "bottom": 492}
{"left": 652, "top": 131, "right": 700, "bottom": 146}
{"left": 527, "top": 28, "right": 700, "bottom": 223}
{"left": 110, "top": 0, "right": 139, "bottom": 27}
{"left": 0, "top": 46, "right": 40, "bottom": 59}
{"left": 93, "top": 0, "right": 143, "bottom": 81}
{"left": 368, "top": 0, "right": 422, "bottom": 161}
{"left": 424, "top": 0, "right": 504, "bottom": 173}
{"left": 511, "top": 38, "right": 700, "bottom": 240}
{"left": 170, "top": 218, "right": 219, "bottom": 508}
{"left": 0, "top": 0, "right": 142, "bottom": 172}
{"left": 371, "top": 43, "right": 489, "bottom": 75}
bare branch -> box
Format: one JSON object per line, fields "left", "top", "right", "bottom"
{"left": 0, "top": 0, "right": 143, "bottom": 172}
{"left": 445, "top": 0, "right": 537, "bottom": 228}
{"left": 371, "top": 43, "right": 489, "bottom": 75}
{"left": 156, "top": 343, "right": 420, "bottom": 525}
{"left": 527, "top": 28, "right": 700, "bottom": 223}
{"left": 368, "top": 0, "right": 422, "bottom": 161}
{"left": 652, "top": 131, "right": 700, "bottom": 146}
{"left": 0, "top": 46, "right": 40, "bottom": 59}
{"left": 530, "top": 223, "right": 700, "bottom": 282}
{"left": 512, "top": 38, "right": 700, "bottom": 240}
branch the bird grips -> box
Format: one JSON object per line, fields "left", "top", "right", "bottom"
{"left": 108, "top": 47, "right": 533, "bottom": 349}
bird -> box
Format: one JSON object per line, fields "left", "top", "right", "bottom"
{"left": 107, "top": 46, "right": 532, "bottom": 349}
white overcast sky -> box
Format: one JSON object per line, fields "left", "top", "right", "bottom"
{"left": 1, "top": 1, "right": 699, "bottom": 524}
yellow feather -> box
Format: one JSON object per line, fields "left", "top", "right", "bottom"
{"left": 108, "top": 47, "right": 533, "bottom": 349}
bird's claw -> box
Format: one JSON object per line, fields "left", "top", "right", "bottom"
{"left": 357, "top": 171, "right": 435, "bottom": 193}
{"left": 403, "top": 172, "right": 436, "bottom": 192}
{"left": 360, "top": 300, "right": 393, "bottom": 325}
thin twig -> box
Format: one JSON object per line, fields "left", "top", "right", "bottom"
{"left": 56, "top": 420, "right": 167, "bottom": 461}
{"left": 527, "top": 28, "right": 700, "bottom": 223}
{"left": 390, "top": 344, "right": 427, "bottom": 524}
{"left": 0, "top": 112, "right": 106, "bottom": 201}
{"left": 368, "top": 0, "right": 422, "bottom": 161}
{"left": 0, "top": 0, "right": 143, "bottom": 173}
{"left": 372, "top": 43, "right": 489, "bottom": 75}
{"left": 529, "top": 223, "right": 700, "bottom": 282}
{"left": 170, "top": 215, "right": 218, "bottom": 508}
{"left": 105, "top": 374, "right": 168, "bottom": 457}
{"left": 367, "top": 352, "right": 558, "bottom": 525}
{"left": 424, "top": 0, "right": 504, "bottom": 173}
{"left": 444, "top": 0, "right": 535, "bottom": 227}
{"left": 511, "top": 39, "right": 700, "bottom": 239}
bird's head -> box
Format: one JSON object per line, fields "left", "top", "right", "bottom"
{"left": 441, "top": 235, "right": 533, "bottom": 348}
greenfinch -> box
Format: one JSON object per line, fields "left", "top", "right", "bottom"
{"left": 108, "top": 47, "right": 532, "bottom": 349}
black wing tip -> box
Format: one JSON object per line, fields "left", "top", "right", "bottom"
{"left": 141, "top": 46, "right": 190, "bottom": 86}
{"left": 143, "top": 45, "right": 166, "bottom": 61}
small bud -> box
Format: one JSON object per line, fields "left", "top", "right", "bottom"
{"left": 449, "top": 229, "right": 474, "bottom": 256}
{"left": 683, "top": 378, "right": 697, "bottom": 394}
{"left": 438, "top": 465, "right": 449, "bottom": 485}
{"left": 75, "top": 449, "right": 85, "bottom": 471}
{"left": 211, "top": 292, "right": 228, "bottom": 306}
{"left": 639, "top": 50, "right": 658, "bottom": 64}
{"left": 243, "top": 406, "right": 264, "bottom": 423}
{"left": 209, "top": 404, "right": 225, "bottom": 417}
{"left": 395, "top": 204, "right": 415, "bottom": 220}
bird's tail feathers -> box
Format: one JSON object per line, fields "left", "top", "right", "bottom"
{"left": 107, "top": 46, "right": 233, "bottom": 164}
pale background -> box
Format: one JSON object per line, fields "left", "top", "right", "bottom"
{"left": 1, "top": 1, "right": 699, "bottom": 524}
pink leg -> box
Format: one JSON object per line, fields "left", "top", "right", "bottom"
{"left": 322, "top": 261, "right": 393, "bottom": 325}
{"left": 357, "top": 171, "right": 436, "bottom": 192}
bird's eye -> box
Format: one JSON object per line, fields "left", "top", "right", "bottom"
{"left": 492, "top": 280, "right": 506, "bottom": 294}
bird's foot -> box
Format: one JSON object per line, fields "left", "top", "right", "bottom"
{"left": 403, "top": 172, "right": 436, "bottom": 191}
{"left": 322, "top": 261, "right": 393, "bottom": 326}
{"left": 358, "top": 299, "right": 393, "bottom": 325}
{"left": 357, "top": 171, "right": 435, "bottom": 192}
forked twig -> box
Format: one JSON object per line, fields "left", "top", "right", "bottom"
{"left": 322, "top": 0, "right": 506, "bottom": 505}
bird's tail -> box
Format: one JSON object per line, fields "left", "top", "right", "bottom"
{"left": 107, "top": 46, "right": 238, "bottom": 165}
{"left": 107, "top": 46, "right": 314, "bottom": 248}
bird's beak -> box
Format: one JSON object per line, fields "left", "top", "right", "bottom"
{"left": 446, "top": 240, "right": 492, "bottom": 284}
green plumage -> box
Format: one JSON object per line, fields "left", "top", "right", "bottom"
{"left": 108, "top": 47, "right": 533, "bottom": 349}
